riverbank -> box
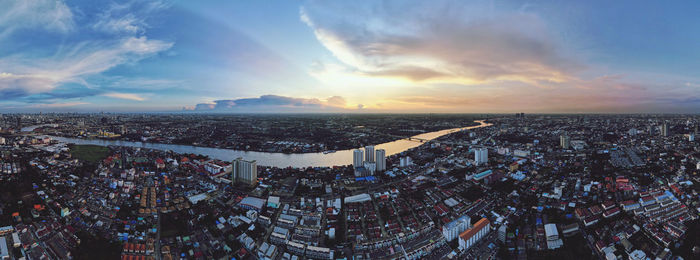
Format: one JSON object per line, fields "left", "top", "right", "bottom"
{"left": 36, "top": 121, "right": 481, "bottom": 154}
{"left": 41, "top": 120, "right": 492, "bottom": 168}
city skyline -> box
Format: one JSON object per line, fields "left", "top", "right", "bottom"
{"left": 2, "top": 0, "right": 700, "bottom": 113}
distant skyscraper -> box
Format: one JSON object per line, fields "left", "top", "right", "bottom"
{"left": 365, "top": 145, "right": 375, "bottom": 162}
{"left": 560, "top": 135, "right": 570, "bottom": 149}
{"left": 661, "top": 122, "right": 668, "bottom": 137}
{"left": 353, "top": 149, "right": 363, "bottom": 168}
{"left": 474, "top": 148, "right": 488, "bottom": 165}
{"left": 233, "top": 157, "right": 257, "bottom": 186}
{"left": 375, "top": 149, "right": 386, "bottom": 171}
{"left": 689, "top": 133, "right": 695, "bottom": 142}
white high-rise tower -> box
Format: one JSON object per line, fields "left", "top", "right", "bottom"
{"left": 474, "top": 148, "right": 488, "bottom": 166}
{"left": 365, "top": 145, "right": 375, "bottom": 162}
{"left": 233, "top": 157, "right": 257, "bottom": 186}
{"left": 375, "top": 149, "right": 386, "bottom": 171}
{"left": 353, "top": 149, "right": 364, "bottom": 168}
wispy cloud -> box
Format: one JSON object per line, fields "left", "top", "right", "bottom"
{"left": 300, "top": 0, "right": 579, "bottom": 86}
{"left": 29, "top": 102, "right": 89, "bottom": 108}
{"left": 0, "top": 36, "right": 172, "bottom": 99}
{"left": 92, "top": 0, "right": 170, "bottom": 34}
{"left": 102, "top": 92, "right": 147, "bottom": 101}
{"left": 192, "top": 95, "right": 352, "bottom": 112}
{"left": 0, "top": 0, "right": 173, "bottom": 101}
{"left": 0, "top": 0, "right": 75, "bottom": 38}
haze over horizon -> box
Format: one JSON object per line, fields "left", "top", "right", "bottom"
{"left": 2, "top": 0, "right": 700, "bottom": 113}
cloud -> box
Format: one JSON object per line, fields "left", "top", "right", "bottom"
{"left": 0, "top": 0, "right": 75, "bottom": 38}
{"left": 29, "top": 102, "right": 89, "bottom": 108}
{"left": 300, "top": 0, "right": 579, "bottom": 86}
{"left": 0, "top": 0, "right": 173, "bottom": 103}
{"left": 0, "top": 36, "right": 172, "bottom": 99}
{"left": 192, "top": 95, "right": 352, "bottom": 112}
{"left": 102, "top": 92, "right": 147, "bottom": 101}
{"left": 92, "top": 0, "right": 170, "bottom": 34}
{"left": 94, "top": 13, "right": 143, "bottom": 34}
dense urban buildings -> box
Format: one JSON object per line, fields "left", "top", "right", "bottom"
{"left": 1, "top": 113, "right": 700, "bottom": 260}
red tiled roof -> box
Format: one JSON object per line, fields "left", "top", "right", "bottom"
{"left": 459, "top": 218, "right": 490, "bottom": 241}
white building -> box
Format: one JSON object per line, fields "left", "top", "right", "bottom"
{"left": 474, "top": 148, "right": 488, "bottom": 165}
{"left": 365, "top": 145, "right": 375, "bottom": 162}
{"left": 560, "top": 135, "right": 570, "bottom": 149}
{"left": 544, "top": 223, "right": 563, "bottom": 249}
{"left": 0, "top": 237, "right": 7, "bottom": 260}
{"left": 233, "top": 157, "right": 257, "bottom": 186}
{"left": 661, "top": 122, "right": 668, "bottom": 136}
{"left": 353, "top": 149, "right": 363, "bottom": 168}
{"left": 459, "top": 218, "right": 490, "bottom": 251}
{"left": 498, "top": 225, "right": 507, "bottom": 243}
{"left": 375, "top": 149, "right": 386, "bottom": 171}
{"left": 442, "top": 216, "right": 470, "bottom": 241}
{"left": 399, "top": 156, "right": 412, "bottom": 167}
{"left": 362, "top": 161, "right": 376, "bottom": 176}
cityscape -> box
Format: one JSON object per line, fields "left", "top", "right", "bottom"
{"left": 2, "top": 1, "right": 700, "bottom": 260}
{"left": 1, "top": 114, "right": 699, "bottom": 260}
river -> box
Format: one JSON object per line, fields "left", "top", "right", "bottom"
{"left": 41, "top": 120, "right": 491, "bottom": 168}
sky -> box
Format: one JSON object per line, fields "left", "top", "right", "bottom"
{"left": 1, "top": 0, "right": 700, "bottom": 113}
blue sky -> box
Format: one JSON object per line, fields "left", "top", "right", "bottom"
{"left": 1, "top": 0, "right": 700, "bottom": 113}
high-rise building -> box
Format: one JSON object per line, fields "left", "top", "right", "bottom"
{"left": 364, "top": 145, "right": 375, "bottom": 162}
{"left": 661, "top": 122, "right": 668, "bottom": 137}
{"left": 375, "top": 149, "right": 386, "bottom": 171}
{"left": 690, "top": 133, "right": 695, "bottom": 142}
{"left": 458, "top": 218, "right": 490, "bottom": 250}
{"left": 560, "top": 135, "right": 570, "bottom": 149}
{"left": 498, "top": 225, "right": 507, "bottom": 243}
{"left": 442, "top": 216, "right": 470, "bottom": 241}
{"left": 233, "top": 157, "right": 257, "bottom": 186}
{"left": 353, "top": 149, "right": 363, "bottom": 168}
{"left": 474, "top": 148, "right": 488, "bottom": 165}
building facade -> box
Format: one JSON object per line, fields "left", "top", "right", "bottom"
{"left": 375, "top": 149, "right": 386, "bottom": 171}
{"left": 365, "top": 145, "right": 375, "bottom": 162}
{"left": 233, "top": 157, "right": 257, "bottom": 186}
{"left": 458, "top": 218, "right": 490, "bottom": 251}
{"left": 442, "top": 216, "right": 470, "bottom": 241}
{"left": 474, "top": 148, "right": 488, "bottom": 165}
{"left": 353, "top": 149, "right": 363, "bottom": 168}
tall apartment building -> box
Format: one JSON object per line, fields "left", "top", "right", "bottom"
{"left": 560, "top": 135, "right": 570, "bottom": 149}
{"left": 233, "top": 157, "right": 257, "bottom": 186}
{"left": 375, "top": 149, "right": 386, "bottom": 171}
{"left": 364, "top": 145, "right": 375, "bottom": 162}
{"left": 442, "top": 216, "right": 470, "bottom": 241}
{"left": 353, "top": 149, "right": 363, "bottom": 168}
{"left": 474, "top": 148, "right": 488, "bottom": 166}
{"left": 458, "top": 218, "right": 490, "bottom": 250}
